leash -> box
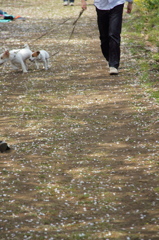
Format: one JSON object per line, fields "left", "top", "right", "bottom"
{"left": 52, "top": 9, "right": 85, "bottom": 56}
{"left": 33, "top": 18, "right": 71, "bottom": 42}
{"left": 73, "top": 9, "right": 85, "bottom": 26}
{"left": 68, "top": 9, "right": 85, "bottom": 42}
{"left": 30, "top": 9, "right": 85, "bottom": 57}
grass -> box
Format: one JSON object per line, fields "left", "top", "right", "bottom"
{"left": 123, "top": 3, "right": 159, "bottom": 102}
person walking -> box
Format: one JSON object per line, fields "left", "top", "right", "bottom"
{"left": 63, "top": 0, "right": 75, "bottom": 6}
{"left": 81, "top": 0, "right": 133, "bottom": 75}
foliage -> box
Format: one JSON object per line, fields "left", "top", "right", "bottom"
{"left": 133, "top": 0, "right": 159, "bottom": 46}
{"left": 145, "top": 0, "right": 159, "bottom": 9}
{"left": 123, "top": 2, "right": 159, "bottom": 102}
{"left": 135, "top": 0, "right": 159, "bottom": 10}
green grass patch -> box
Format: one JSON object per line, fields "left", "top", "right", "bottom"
{"left": 123, "top": 3, "right": 159, "bottom": 101}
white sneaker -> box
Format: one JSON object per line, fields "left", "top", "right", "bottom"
{"left": 63, "top": 1, "right": 68, "bottom": 6}
{"left": 109, "top": 67, "right": 118, "bottom": 75}
{"left": 69, "top": 2, "right": 74, "bottom": 6}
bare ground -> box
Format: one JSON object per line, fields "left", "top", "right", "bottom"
{"left": 0, "top": 0, "right": 159, "bottom": 239}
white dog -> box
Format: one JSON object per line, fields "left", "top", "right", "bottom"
{"left": 0, "top": 44, "right": 32, "bottom": 73}
{"left": 29, "top": 50, "right": 50, "bottom": 70}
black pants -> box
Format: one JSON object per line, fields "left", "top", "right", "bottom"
{"left": 96, "top": 4, "right": 124, "bottom": 69}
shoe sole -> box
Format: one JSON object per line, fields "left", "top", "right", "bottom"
{"left": 109, "top": 67, "right": 118, "bottom": 75}
{"left": 110, "top": 72, "right": 118, "bottom": 75}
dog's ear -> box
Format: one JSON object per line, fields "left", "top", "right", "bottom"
{"left": 5, "top": 50, "right": 10, "bottom": 56}
{"left": 37, "top": 51, "right": 40, "bottom": 56}
{"left": 32, "top": 52, "right": 37, "bottom": 57}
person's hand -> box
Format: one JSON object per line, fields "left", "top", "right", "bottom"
{"left": 81, "top": 0, "right": 87, "bottom": 10}
{"left": 127, "top": 2, "right": 133, "bottom": 13}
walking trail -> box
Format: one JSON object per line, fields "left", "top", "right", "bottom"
{"left": 0, "top": 0, "right": 158, "bottom": 239}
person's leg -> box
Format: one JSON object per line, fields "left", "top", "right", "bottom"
{"left": 63, "top": 0, "right": 68, "bottom": 6}
{"left": 109, "top": 4, "right": 124, "bottom": 69}
{"left": 96, "top": 8, "right": 109, "bottom": 62}
{"left": 69, "top": 0, "right": 74, "bottom": 5}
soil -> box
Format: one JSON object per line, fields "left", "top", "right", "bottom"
{"left": 0, "top": 0, "right": 159, "bottom": 239}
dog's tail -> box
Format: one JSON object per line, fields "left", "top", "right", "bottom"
{"left": 24, "top": 43, "right": 30, "bottom": 49}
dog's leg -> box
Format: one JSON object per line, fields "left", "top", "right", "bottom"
{"left": 45, "top": 58, "right": 50, "bottom": 70}
{"left": 16, "top": 55, "right": 28, "bottom": 73}
{"left": 43, "top": 59, "right": 48, "bottom": 70}
{"left": 11, "top": 63, "right": 19, "bottom": 70}
{"left": 35, "top": 60, "right": 39, "bottom": 69}
{"left": 47, "top": 58, "right": 50, "bottom": 69}
{"left": 23, "top": 60, "right": 28, "bottom": 71}
{"left": 20, "top": 60, "right": 28, "bottom": 73}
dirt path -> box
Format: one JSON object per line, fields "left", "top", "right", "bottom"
{"left": 0, "top": 1, "right": 159, "bottom": 239}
